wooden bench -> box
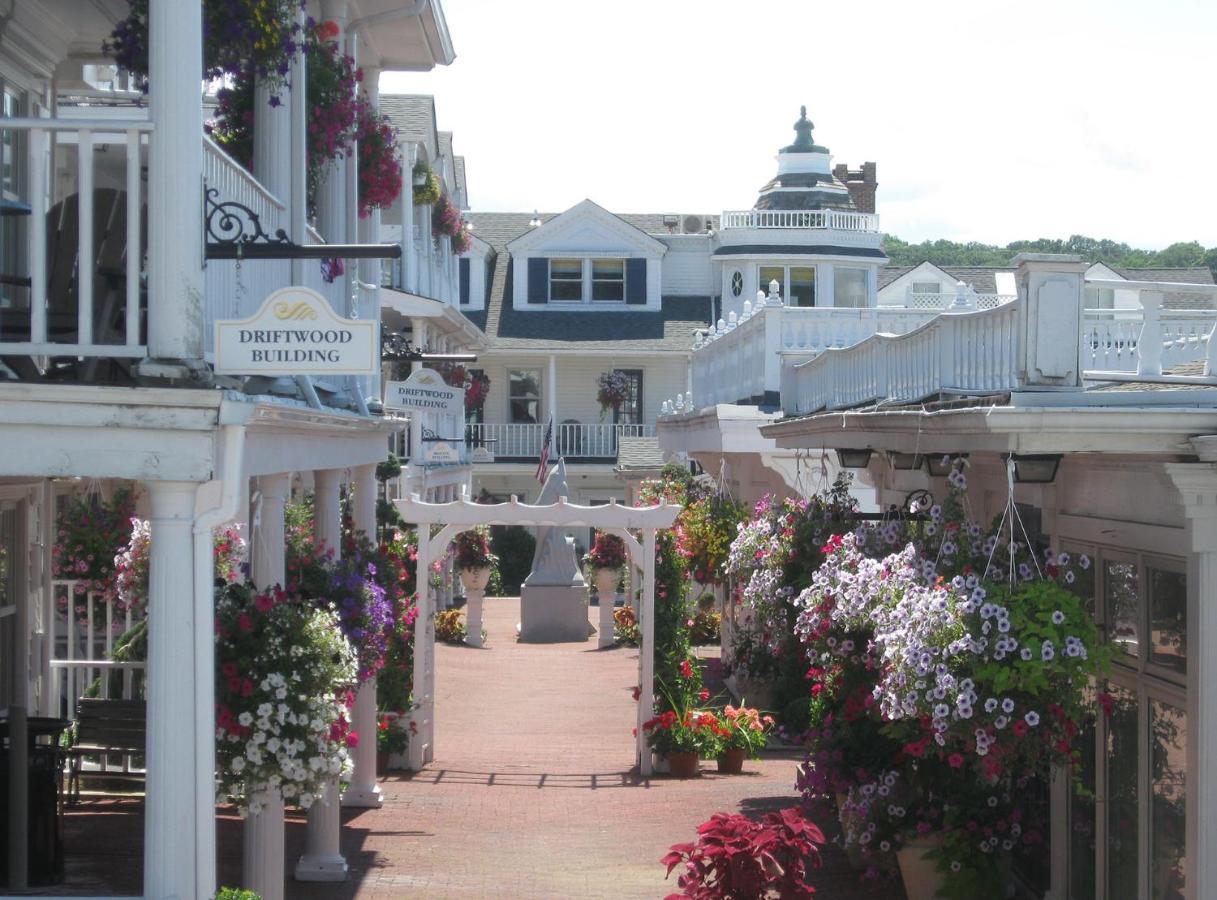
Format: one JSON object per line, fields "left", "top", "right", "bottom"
{"left": 66, "top": 698, "right": 146, "bottom": 804}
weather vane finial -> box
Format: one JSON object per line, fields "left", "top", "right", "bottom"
{"left": 788, "top": 106, "right": 815, "bottom": 152}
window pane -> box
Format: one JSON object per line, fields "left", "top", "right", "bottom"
{"left": 1104, "top": 560, "right": 1140, "bottom": 661}
{"left": 911, "top": 281, "right": 940, "bottom": 294}
{"left": 509, "top": 370, "right": 540, "bottom": 424}
{"left": 592, "top": 259, "right": 624, "bottom": 301}
{"left": 1106, "top": 685, "right": 1139, "bottom": 900}
{"left": 1151, "top": 699, "right": 1187, "bottom": 899}
{"left": 613, "top": 370, "right": 643, "bottom": 425}
{"left": 1068, "top": 707, "right": 1098, "bottom": 899}
{"left": 835, "top": 268, "right": 868, "bottom": 308}
{"left": 759, "top": 266, "right": 783, "bottom": 299}
{"left": 1148, "top": 566, "right": 1186, "bottom": 675}
{"left": 550, "top": 259, "right": 582, "bottom": 301}
{"left": 789, "top": 267, "right": 815, "bottom": 308}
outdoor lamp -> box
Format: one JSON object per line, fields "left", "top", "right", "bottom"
{"left": 1009, "top": 453, "right": 1062, "bottom": 484}
{"left": 835, "top": 448, "right": 873, "bottom": 469}
{"left": 926, "top": 453, "right": 968, "bottom": 476}
{"left": 888, "top": 452, "right": 925, "bottom": 470}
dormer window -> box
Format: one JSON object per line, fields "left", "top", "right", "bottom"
{"left": 592, "top": 260, "right": 625, "bottom": 302}
{"left": 549, "top": 259, "right": 583, "bottom": 301}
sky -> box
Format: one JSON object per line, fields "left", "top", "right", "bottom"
{"left": 380, "top": 0, "right": 1217, "bottom": 250}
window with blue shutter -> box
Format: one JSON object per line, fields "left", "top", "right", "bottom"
{"left": 527, "top": 257, "right": 548, "bottom": 304}
{"left": 626, "top": 258, "right": 647, "bottom": 305}
{"left": 459, "top": 258, "right": 470, "bottom": 305}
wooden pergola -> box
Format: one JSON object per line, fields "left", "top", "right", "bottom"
{"left": 394, "top": 493, "right": 682, "bottom": 775}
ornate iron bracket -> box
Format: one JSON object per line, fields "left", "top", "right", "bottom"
{"left": 421, "top": 426, "right": 465, "bottom": 443}
{"left": 203, "top": 186, "right": 402, "bottom": 261}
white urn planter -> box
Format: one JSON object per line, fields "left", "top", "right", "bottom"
{"left": 459, "top": 565, "right": 492, "bottom": 593}
{"left": 593, "top": 567, "right": 619, "bottom": 600}
{"left": 895, "top": 834, "right": 946, "bottom": 900}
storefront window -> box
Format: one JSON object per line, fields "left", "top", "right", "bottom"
{"left": 1151, "top": 699, "right": 1187, "bottom": 899}
{"left": 1105, "top": 559, "right": 1140, "bottom": 661}
{"left": 1148, "top": 564, "right": 1186, "bottom": 676}
{"left": 789, "top": 267, "right": 815, "bottom": 307}
{"left": 1106, "top": 685, "right": 1139, "bottom": 900}
{"left": 508, "top": 369, "right": 541, "bottom": 424}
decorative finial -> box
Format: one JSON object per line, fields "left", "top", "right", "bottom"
{"left": 782, "top": 105, "right": 825, "bottom": 154}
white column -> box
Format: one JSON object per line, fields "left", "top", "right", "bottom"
{"left": 315, "top": 1, "right": 349, "bottom": 247}
{"left": 598, "top": 576, "right": 616, "bottom": 650}
{"left": 547, "top": 355, "right": 558, "bottom": 427}
{"left": 407, "top": 528, "right": 434, "bottom": 770}
{"left": 253, "top": 77, "right": 291, "bottom": 202}
{"left": 146, "top": 0, "right": 204, "bottom": 363}
{"left": 360, "top": 66, "right": 384, "bottom": 401}
{"left": 401, "top": 148, "right": 416, "bottom": 292}
{"left": 638, "top": 529, "right": 656, "bottom": 776}
{"left": 245, "top": 473, "right": 289, "bottom": 900}
{"left": 144, "top": 481, "right": 205, "bottom": 899}
{"left": 1164, "top": 463, "right": 1217, "bottom": 898}
{"left": 289, "top": 7, "right": 307, "bottom": 282}
{"left": 343, "top": 464, "right": 383, "bottom": 807}
{"left": 465, "top": 578, "right": 485, "bottom": 648}
{"left": 296, "top": 469, "right": 347, "bottom": 881}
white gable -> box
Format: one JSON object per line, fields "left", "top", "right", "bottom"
{"left": 877, "top": 261, "right": 955, "bottom": 305}
{"left": 507, "top": 199, "right": 667, "bottom": 257}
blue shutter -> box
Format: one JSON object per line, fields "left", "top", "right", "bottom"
{"left": 459, "top": 258, "right": 470, "bottom": 305}
{"left": 626, "top": 258, "right": 647, "bottom": 305}
{"left": 527, "top": 257, "right": 548, "bottom": 304}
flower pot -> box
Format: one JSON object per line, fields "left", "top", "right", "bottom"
{"left": 459, "top": 565, "right": 491, "bottom": 593}
{"left": 716, "top": 748, "right": 746, "bottom": 774}
{"left": 896, "top": 834, "right": 946, "bottom": 900}
{"left": 376, "top": 751, "right": 389, "bottom": 776}
{"left": 666, "top": 751, "right": 700, "bottom": 778}
{"left": 593, "top": 567, "right": 619, "bottom": 601}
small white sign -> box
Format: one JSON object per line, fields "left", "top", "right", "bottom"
{"left": 425, "top": 441, "right": 462, "bottom": 464}
{"left": 383, "top": 368, "right": 464, "bottom": 417}
{"left": 214, "top": 286, "right": 377, "bottom": 376}
{"left": 470, "top": 446, "right": 495, "bottom": 464}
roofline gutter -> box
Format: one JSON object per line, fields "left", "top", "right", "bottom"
{"left": 348, "top": 0, "right": 456, "bottom": 68}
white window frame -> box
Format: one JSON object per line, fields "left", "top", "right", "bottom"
{"left": 507, "top": 368, "right": 542, "bottom": 424}
{"left": 591, "top": 259, "right": 625, "bottom": 303}
{"left": 546, "top": 257, "right": 630, "bottom": 305}
{"left": 548, "top": 258, "right": 583, "bottom": 303}
{"left": 835, "top": 267, "right": 869, "bottom": 309}
{"left": 757, "top": 264, "right": 817, "bottom": 307}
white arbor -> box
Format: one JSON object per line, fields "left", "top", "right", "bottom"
{"left": 394, "top": 493, "right": 681, "bottom": 775}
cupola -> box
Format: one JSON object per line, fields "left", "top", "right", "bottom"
{"left": 754, "top": 107, "right": 855, "bottom": 212}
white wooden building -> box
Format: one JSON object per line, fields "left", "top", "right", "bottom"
{"left": 0, "top": 1, "right": 455, "bottom": 897}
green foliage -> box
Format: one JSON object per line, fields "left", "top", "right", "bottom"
{"left": 490, "top": 525, "right": 536, "bottom": 594}
{"left": 434, "top": 609, "right": 467, "bottom": 643}
{"left": 376, "top": 453, "right": 402, "bottom": 482}
{"left": 216, "top": 889, "right": 260, "bottom": 900}
{"left": 487, "top": 565, "right": 504, "bottom": 596}
{"left": 883, "top": 232, "right": 1217, "bottom": 277}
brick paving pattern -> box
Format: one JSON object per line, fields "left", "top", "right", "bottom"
{"left": 51, "top": 597, "right": 897, "bottom": 898}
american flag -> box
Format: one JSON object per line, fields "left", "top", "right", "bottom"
{"left": 536, "top": 415, "right": 553, "bottom": 483}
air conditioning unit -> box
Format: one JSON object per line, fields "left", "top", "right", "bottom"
{"left": 681, "top": 214, "right": 708, "bottom": 235}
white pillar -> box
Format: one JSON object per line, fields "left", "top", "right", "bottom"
{"left": 465, "top": 579, "right": 485, "bottom": 648}
{"left": 296, "top": 469, "right": 347, "bottom": 881}
{"left": 245, "top": 473, "right": 289, "bottom": 900}
{"left": 1164, "top": 463, "right": 1217, "bottom": 898}
{"left": 144, "top": 481, "right": 205, "bottom": 899}
{"left": 359, "top": 66, "right": 384, "bottom": 401}
{"left": 146, "top": 0, "right": 203, "bottom": 363}
{"left": 407, "top": 528, "right": 435, "bottom": 771}
{"left": 598, "top": 579, "right": 616, "bottom": 650}
{"left": 547, "top": 354, "right": 558, "bottom": 427}
{"left": 288, "top": 7, "right": 307, "bottom": 282}
{"left": 343, "top": 464, "right": 382, "bottom": 807}
{"left": 638, "top": 529, "right": 656, "bottom": 776}
{"left": 401, "top": 148, "right": 416, "bottom": 292}
{"left": 253, "top": 77, "right": 291, "bottom": 202}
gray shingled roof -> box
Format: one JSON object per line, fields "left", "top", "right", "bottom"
{"left": 879, "top": 265, "right": 1007, "bottom": 293}
{"left": 438, "top": 131, "right": 453, "bottom": 163}
{"left": 615, "top": 436, "right": 667, "bottom": 471}
{"left": 465, "top": 212, "right": 712, "bottom": 352}
{"left": 454, "top": 156, "right": 468, "bottom": 209}
{"left": 379, "top": 95, "right": 438, "bottom": 162}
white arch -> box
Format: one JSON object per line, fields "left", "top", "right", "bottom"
{"left": 395, "top": 493, "right": 681, "bottom": 776}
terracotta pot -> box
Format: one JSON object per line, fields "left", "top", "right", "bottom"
{"left": 593, "top": 567, "right": 619, "bottom": 600}
{"left": 895, "top": 834, "right": 946, "bottom": 900}
{"left": 666, "top": 751, "right": 700, "bottom": 778}
{"left": 459, "top": 565, "right": 491, "bottom": 593}
{"left": 376, "top": 751, "right": 389, "bottom": 776}
{"left": 716, "top": 748, "right": 746, "bottom": 774}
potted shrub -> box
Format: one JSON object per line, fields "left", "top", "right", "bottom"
{"left": 642, "top": 702, "right": 718, "bottom": 778}
{"left": 583, "top": 532, "right": 626, "bottom": 603}
{"left": 452, "top": 526, "right": 498, "bottom": 593}
{"left": 376, "top": 711, "right": 407, "bottom": 775}
{"left": 595, "top": 371, "right": 630, "bottom": 419}
{"left": 714, "top": 703, "right": 774, "bottom": 774}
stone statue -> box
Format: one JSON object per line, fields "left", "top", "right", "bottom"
{"left": 523, "top": 459, "right": 585, "bottom": 588}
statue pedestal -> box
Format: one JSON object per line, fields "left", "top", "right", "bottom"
{"left": 520, "top": 585, "right": 589, "bottom": 643}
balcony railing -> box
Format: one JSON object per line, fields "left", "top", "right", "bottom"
{"left": 901, "top": 291, "right": 1013, "bottom": 310}
{"left": 719, "top": 208, "right": 881, "bottom": 233}
{"left": 467, "top": 422, "right": 653, "bottom": 460}
{"left": 0, "top": 117, "right": 350, "bottom": 370}
{"left": 1081, "top": 308, "right": 1217, "bottom": 372}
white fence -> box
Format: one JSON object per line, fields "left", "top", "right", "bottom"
{"left": 719, "top": 209, "right": 881, "bottom": 232}
{"left": 1081, "top": 309, "right": 1217, "bottom": 372}
{"left": 468, "top": 422, "right": 653, "bottom": 459}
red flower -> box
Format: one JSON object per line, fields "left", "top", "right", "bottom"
{"left": 679, "top": 659, "right": 693, "bottom": 679}
{"left": 948, "top": 753, "right": 964, "bottom": 769}
{"left": 1012, "top": 720, "right": 1029, "bottom": 737}
{"left": 316, "top": 19, "right": 340, "bottom": 41}
{"left": 631, "top": 686, "right": 641, "bottom": 701}
{"left": 237, "top": 613, "right": 254, "bottom": 633}
{"left": 346, "top": 732, "right": 359, "bottom": 748}
{"left": 699, "top": 689, "right": 710, "bottom": 702}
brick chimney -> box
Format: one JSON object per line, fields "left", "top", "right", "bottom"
{"left": 832, "top": 161, "right": 878, "bottom": 214}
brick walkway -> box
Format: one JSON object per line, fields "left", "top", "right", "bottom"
{"left": 52, "top": 597, "right": 896, "bottom": 898}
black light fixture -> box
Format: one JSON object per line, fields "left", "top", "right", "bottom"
{"left": 1010, "top": 453, "right": 1062, "bottom": 484}
{"left": 888, "top": 452, "right": 925, "bottom": 471}
{"left": 926, "top": 453, "right": 969, "bottom": 477}
{"left": 835, "top": 448, "right": 874, "bottom": 469}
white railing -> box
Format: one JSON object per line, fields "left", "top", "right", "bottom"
{"left": 49, "top": 581, "right": 145, "bottom": 716}
{"left": 1081, "top": 309, "right": 1217, "bottom": 372}
{"left": 468, "top": 422, "right": 653, "bottom": 459}
{"left": 904, "top": 291, "right": 1013, "bottom": 310}
{"left": 785, "top": 301, "right": 1023, "bottom": 414}
{"left": 719, "top": 208, "right": 881, "bottom": 232}
{"left": 0, "top": 117, "right": 152, "bottom": 358}
{"left": 689, "top": 302, "right": 947, "bottom": 408}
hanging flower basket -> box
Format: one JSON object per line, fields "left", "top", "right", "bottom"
{"left": 595, "top": 371, "right": 630, "bottom": 416}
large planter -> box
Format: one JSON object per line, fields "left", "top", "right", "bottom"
{"left": 459, "top": 565, "right": 492, "bottom": 593}
{"left": 716, "top": 748, "right": 746, "bottom": 774}
{"left": 593, "top": 567, "right": 619, "bottom": 601}
{"left": 896, "top": 834, "right": 946, "bottom": 900}
{"left": 666, "top": 751, "right": 700, "bottom": 778}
